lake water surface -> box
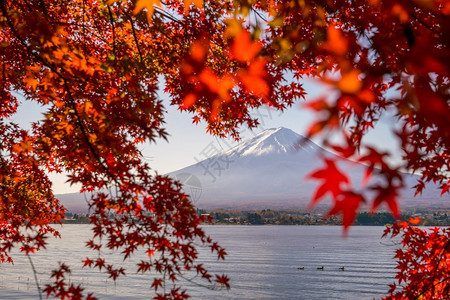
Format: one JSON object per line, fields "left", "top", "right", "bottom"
{"left": 0, "top": 225, "right": 398, "bottom": 299}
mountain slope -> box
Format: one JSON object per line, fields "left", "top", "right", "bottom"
{"left": 170, "top": 127, "right": 447, "bottom": 209}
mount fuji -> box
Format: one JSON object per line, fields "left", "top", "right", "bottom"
{"left": 170, "top": 127, "right": 447, "bottom": 209}
{"left": 56, "top": 127, "right": 448, "bottom": 212}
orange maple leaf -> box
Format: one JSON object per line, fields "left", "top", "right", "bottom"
{"left": 133, "top": 0, "right": 162, "bottom": 20}
{"left": 408, "top": 217, "right": 421, "bottom": 225}
{"left": 12, "top": 139, "right": 34, "bottom": 154}
{"left": 324, "top": 26, "right": 348, "bottom": 56}
{"left": 24, "top": 76, "right": 39, "bottom": 91}
{"left": 239, "top": 58, "right": 269, "bottom": 97}
{"left": 231, "top": 30, "right": 262, "bottom": 62}
{"left": 183, "top": 0, "right": 203, "bottom": 13}
{"left": 337, "top": 70, "right": 362, "bottom": 94}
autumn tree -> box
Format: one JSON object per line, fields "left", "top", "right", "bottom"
{"left": 0, "top": 0, "right": 448, "bottom": 299}
{"left": 382, "top": 218, "right": 449, "bottom": 299}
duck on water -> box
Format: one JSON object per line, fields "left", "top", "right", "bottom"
{"left": 297, "top": 266, "right": 344, "bottom": 270}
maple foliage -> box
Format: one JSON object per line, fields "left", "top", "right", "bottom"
{"left": 0, "top": 0, "right": 449, "bottom": 299}
{"left": 44, "top": 263, "right": 97, "bottom": 300}
{"left": 382, "top": 219, "right": 450, "bottom": 300}
{"left": 1, "top": 0, "right": 228, "bottom": 298}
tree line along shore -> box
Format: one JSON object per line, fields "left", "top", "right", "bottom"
{"left": 63, "top": 208, "right": 449, "bottom": 226}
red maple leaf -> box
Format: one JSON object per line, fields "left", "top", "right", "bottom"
{"left": 82, "top": 257, "right": 93, "bottom": 268}
{"left": 371, "top": 185, "right": 400, "bottom": 219}
{"left": 327, "top": 191, "right": 365, "bottom": 234}
{"left": 215, "top": 274, "right": 230, "bottom": 289}
{"left": 306, "top": 159, "right": 350, "bottom": 206}
{"left": 151, "top": 278, "right": 163, "bottom": 291}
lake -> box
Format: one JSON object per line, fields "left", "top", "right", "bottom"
{"left": 0, "top": 225, "right": 398, "bottom": 299}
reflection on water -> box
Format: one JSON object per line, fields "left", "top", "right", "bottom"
{"left": 0, "top": 225, "right": 397, "bottom": 299}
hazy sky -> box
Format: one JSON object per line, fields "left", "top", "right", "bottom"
{"left": 11, "top": 78, "right": 400, "bottom": 194}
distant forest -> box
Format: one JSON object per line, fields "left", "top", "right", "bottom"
{"left": 63, "top": 209, "right": 449, "bottom": 226}
{"left": 197, "top": 208, "right": 450, "bottom": 226}
{"left": 63, "top": 208, "right": 450, "bottom": 227}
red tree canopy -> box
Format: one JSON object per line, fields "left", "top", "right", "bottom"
{"left": 0, "top": 0, "right": 448, "bottom": 299}
{"left": 382, "top": 219, "right": 449, "bottom": 300}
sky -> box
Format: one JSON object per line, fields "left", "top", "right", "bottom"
{"left": 11, "top": 78, "right": 401, "bottom": 194}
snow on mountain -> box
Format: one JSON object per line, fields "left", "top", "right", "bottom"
{"left": 170, "top": 127, "right": 448, "bottom": 209}
{"left": 222, "top": 127, "right": 320, "bottom": 157}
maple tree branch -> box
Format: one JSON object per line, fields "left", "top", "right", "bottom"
{"left": 411, "top": 275, "right": 450, "bottom": 300}
{"left": 161, "top": 222, "right": 169, "bottom": 294}
{"left": 13, "top": 1, "right": 34, "bottom": 13}
{"left": 402, "top": 236, "right": 450, "bottom": 299}
{"left": 120, "top": 6, "right": 181, "bottom": 50}
{"left": 45, "top": 20, "right": 109, "bottom": 43}
{"left": 0, "top": 3, "right": 120, "bottom": 187}
{"left": 62, "top": 85, "right": 121, "bottom": 184}
{"left": 107, "top": 4, "right": 117, "bottom": 57}
{"left": 251, "top": 8, "right": 267, "bottom": 23}
{"left": 178, "top": 273, "right": 218, "bottom": 290}
{"left": 119, "top": 8, "right": 146, "bottom": 63}
{"left": 26, "top": 252, "right": 43, "bottom": 300}
{"left": 38, "top": 0, "right": 48, "bottom": 17}
{"left": 81, "top": 0, "right": 87, "bottom": 53}
{"left": 411, "top": 12, "right": 440, "bottom": 36}
{"left": 128, "top": 15, "right": 143, "bottom": 63}
{"left": 153, "top": 7, "right": 183, "bottom": 25}
{"left": 425, "top": 239, "right": 450, "bottom": 298}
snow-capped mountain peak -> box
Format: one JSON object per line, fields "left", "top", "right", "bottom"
{"left": 224, "top": 127, "right": 319, "bottom": 157}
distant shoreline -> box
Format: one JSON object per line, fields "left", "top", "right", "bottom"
{"left": 61, "top": 207, "right": 449, "bottom": 226}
